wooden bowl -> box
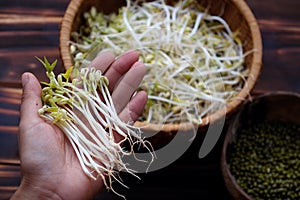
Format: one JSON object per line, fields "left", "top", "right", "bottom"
{"left": 59, "top": 0, "right": 262, "bottom": 134}
{"left": 221, "top": 92, "right": 300, "bottom": 199}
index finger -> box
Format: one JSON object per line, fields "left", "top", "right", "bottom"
{"left": 104, "top": 50, "right": 139, "bottom": 91}
{"left": 89, "top": 50, "right": 115, "bottom": 73}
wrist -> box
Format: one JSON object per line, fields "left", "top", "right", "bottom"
{"left": 10, "top": 179, "right": 62, "bottom": 200}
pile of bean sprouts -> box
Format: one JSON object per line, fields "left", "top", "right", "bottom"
{"left": 70, "top": 0, "right": 250, "bottom": 125}
{"left": 37, "top": 57, "right": 154, "bottom": 198}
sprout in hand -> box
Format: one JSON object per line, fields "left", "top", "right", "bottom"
{"left": 36, "top": 56, "right": 154, "bottom": 198}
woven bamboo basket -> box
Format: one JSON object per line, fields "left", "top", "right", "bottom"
{"left": 59, "top": 0, "right": 262, "bottom": 134}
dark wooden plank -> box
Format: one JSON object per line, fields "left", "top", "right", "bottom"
{"left": 0, "top": 87, "right": 21, "bottom": 160}
{"left": 0, "top": 164, "right": 20, "bottom": 200}
{"left": 245, "top": 0, "right": 300, "bottom": 93}
{"left": 256, "top": 48, "right": 300, "bottom": 92}
{"left": 0, "top": 30, "right": 59, "bottom": 47}
{"left": 0, "top": 15, "right": 62, "bottom": 33}
{"left": 0, "top": 47, "right": 64, "bottom": 84}
{"left": 0, "top": 130, "right": 19, "bottom": 160}
{"left": 259, "top": 19, "right": 300, "bottom": 47}
{"left": 0, "top": 1, "right": 67, "bottom": 86}
{"left": 246, "top": 0, "right": 300, "bottom": 21}
{"left": 0, "top": 0, "right": 69, "bottom": 12}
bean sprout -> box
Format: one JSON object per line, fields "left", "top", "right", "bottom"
{"left": 37, "top": 57, "right": 154, "bottom": 199}
{"left": 70, "top": 0, "right": 251, "bottom": 125}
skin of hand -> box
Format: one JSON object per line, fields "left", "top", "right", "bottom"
{"left": 11, "top": 50, "right": 148, "bottom": 200}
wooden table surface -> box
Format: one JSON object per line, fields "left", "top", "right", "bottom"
{"left": 0, "top": 0, "right": 299, "bottom": 199}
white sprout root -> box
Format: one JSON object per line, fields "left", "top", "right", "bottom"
{"left": 37, "top": 57, "right": 154, "bottom": 199}
{"left": 70, "top": 0, "right": 252, "bottom": 125}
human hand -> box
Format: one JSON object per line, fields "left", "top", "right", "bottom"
{"left": 11, "top": 50, "right": 147, "bottom": 200}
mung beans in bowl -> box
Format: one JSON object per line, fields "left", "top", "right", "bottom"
{"left": 221, "top": 92, "right": 300, "bottom": 200}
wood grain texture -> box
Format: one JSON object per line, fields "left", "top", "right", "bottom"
{"left": 0, "top": 0, "right": 299, "bottom": 199}
{"left": 246, "top": 0, "right": 300, "bottom": 92}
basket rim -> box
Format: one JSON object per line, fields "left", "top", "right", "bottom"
{"left": 59, "top": 0, "right": 263, "bottom": 132}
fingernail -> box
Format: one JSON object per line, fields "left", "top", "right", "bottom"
{"left": 21, "top": 73, "right": 29, "bottom": 88}
{"left": 120, "top": 49, "right": 138, "bottom": 58}
{"left": 132, "top": 61, "right": 144, "bottom": 67}
{"left": 115, "top": 50, "right": 139, "bottom": 62}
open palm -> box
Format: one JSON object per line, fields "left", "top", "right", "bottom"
{"left": 12, "top": 50, "right": 147, "bottom": 200}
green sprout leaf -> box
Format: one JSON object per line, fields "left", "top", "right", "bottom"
{"left": 35, "top": 56, "right": 58, "bottom": 73}
{"left": 62, "top": 66, "right": 73, "bottom": 81}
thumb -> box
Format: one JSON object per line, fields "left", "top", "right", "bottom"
{"left": 19, "top": 72, "right": 43, "bottom": 130}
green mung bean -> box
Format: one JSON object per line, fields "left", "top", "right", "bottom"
{"left": 228, "top": 120, "right": 300, "bottom": 200}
